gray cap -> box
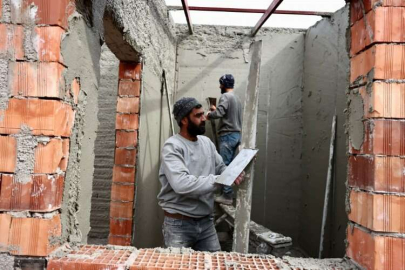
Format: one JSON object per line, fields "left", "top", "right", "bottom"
{"left": 173, "top": 97, "right": 201, "bottom": 125}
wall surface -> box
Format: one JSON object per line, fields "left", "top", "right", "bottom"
{"left": 176, "top": 25, "right": 305, "bottom": 242}
{"left": 88, "top": 44, "right": 120, "bottom": 244}
{"left": 299, "top": 6, "right": 350, "bottom": 257}
{"left": 62, "top": 0, "right": 177, "bottom": 246}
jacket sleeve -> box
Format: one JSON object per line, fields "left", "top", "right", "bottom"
{"left": 209, "top": 95, "right": 228, "bottom": 119}
{"left": 161, "top": 142, "right": 218, "bottom": 196}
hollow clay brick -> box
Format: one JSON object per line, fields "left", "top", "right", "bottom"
{"left": 10, "top": 0, "right": 75, "bottom": 29}
{"left": 0, "top": 98, "right": 75, "bottom": 137}
{"left": 115, "top": 114, "right": 139, "bottom": 130}
{"left": 349, "top": 190, "right": 405, "bottom": 233}
{"left": 0, "top": 174, "right": 64, "bottom": 211}
{"left": 108, "top": 235, "right": 132, "bottom": 246}
{"left": 9, "top": 62, "right": 65, "bottom": 98}
{"left": 350, "top": 0, "right": 405, "bottom": 24}
{"left": 111, "top": 183, "right": 135, "bottom": 202}
{"left": 109, "top": 218, "right": 133, "bottom": 236}
{"left": 112, "top": 166, "right": 135, "bottom": 184}
{"left": 34, "top": 138, "right": 69, "bottom": 174}
{"left": 114, "top": 148, "right": 136, "bottom": 166}
{"left": 0, "top": 136, "right": 17, "bottom": 172}
{"left": 347, "top": 225, "right": 405, "bottom": 270}
{"left": 360, "top": 82, "right": 405, "bottom": 119}
{"left": 351, "top": 44, "right": 405, "bottom": 85}
{"left": 119, "top": 62, "right": 141, "bottom": 80}
{"left": 116, "top": 130, "right": 137, "bottom": 148}
{"left": 0, "top": 213, "right": 11, "bottom": 252}
{"left": 35, "top": 26, "right": 65, "bottom": 62}
{"left": 110, "top": 201, "right": 133, "bottom": 219}
{"left": 351, "top": 7, "right": 405, "bottom": 55}
{"left": 349, "top": 155, "right": 405, "bottom": 193}
{"left": 6, "top": 214, "right": 61, "bottom": 256}
{"left": 350, "top": 119, "right": 405, "bottom": 155}
{"left": 117, "top": 97, "right": 139, "bottom": 114}
{"left": 118, "top": 80, "right": 141, "bottom": 97}
{"left": 0, "top": 24, "right": 24, "bottom": 60}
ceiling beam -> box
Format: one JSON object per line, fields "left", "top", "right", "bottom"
{"left": 180, "top": 0, "right": 193, "bottom": 34}
{"left": 167, "top": 6, "right": 333, "bottom": 17}
{"left": 251, "top": 0, "right": 284, "bottom": 36}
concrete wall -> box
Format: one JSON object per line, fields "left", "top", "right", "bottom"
{"left": 88, "top": 44, "right": 119, "bottom": 244}
{"left": 175, "top": 25, "right": 305, "bottom": 242}
{"left": 62, "top": 0, "right": 177, "bottom": 246}
{"left": 299, "top": 6, "right": 350, "bottom": 257}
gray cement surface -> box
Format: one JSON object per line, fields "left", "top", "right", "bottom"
{"left": 88, "top": 44, "right": 119, "bottom": 244}
{"left": 299, "top": 5, "right": 350, "bottom": 257}
{"left": 176, "top": 25, "right": 305, "bottom": 243}
{"left": 61, "top": 13, "right": 101, "bottom": 245}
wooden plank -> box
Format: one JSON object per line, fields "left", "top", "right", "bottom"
{"left": 163, "top": 70, "right": 175, "bottom": 136}
{"left": 233, "top": 40, "right": 262, "bottom": 253}
{"left": 180, "top": 0, "right": 193, "bottom": 34}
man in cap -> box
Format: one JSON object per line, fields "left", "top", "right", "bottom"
{"left": 157, "top": 97, "right": 244, "bottom": 251}
{"left": 207, "top": 74, "right": 242, "bottom": 205}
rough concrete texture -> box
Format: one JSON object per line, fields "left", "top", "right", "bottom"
{"left": 0, "top": 59, "right": 8, "bottom": 111}
{"left": 12, "top": 125, "right": 37, "bottom": 184}
{"left": 88, "top": 44, "right": 119, "bottom": 245}
{"left": 176, "top": 25, "right": 305, "bottom": 242}
{"left": 0, "top": 253, "right": 14, "bottom": 270}
{"left": 1, "top": 0, "right": 11, "bottom": 23}
{"left": 348, "top": 89, "right": 364, "bottom": 150}
{"left": 299, "top": 5, "right": 350, "bottom": 257}
{"left": 67, "top": 0, "right": 177, "bottom": 247}
{"left": 61, "top": 13, "right": 101, "bottom": 245}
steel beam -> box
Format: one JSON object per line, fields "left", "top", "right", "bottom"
{"left": 180, "top": 0, "right": 193, "bottom": 34}
{"left": 167, "top": 6, "right": 333, "bottom": 17}
{"left": 251, "top": 0, "right": 284, "bottom": 36}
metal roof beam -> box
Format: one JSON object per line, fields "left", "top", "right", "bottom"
{"left": 180, "top": 0, "right": 193, "bottom": 34}
{"left": 251, "top": 0, "right": 284, "bottom": 36}
{"left": 167, "top": 6, "right": 333, "bottom": 17}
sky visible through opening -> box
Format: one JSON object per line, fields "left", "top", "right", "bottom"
{"left": 166, "top": 0, "right": 346, "bottom": 29}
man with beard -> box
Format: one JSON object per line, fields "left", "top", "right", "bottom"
{"left": 207, "top": 74, "right": 242, "bottom": 205}
{"left": 157, "top": 97, "right": 244, "bottom": 251}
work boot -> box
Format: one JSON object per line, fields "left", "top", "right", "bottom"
{"left": 215, "top": 193, "right": 233, "bottom": 205}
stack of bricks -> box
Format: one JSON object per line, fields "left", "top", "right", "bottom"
{"left": 0, "top": 0, "right": 76, "bottom": 261}
{"left": 348, "top": 0, "right": 405, "bottom": 269}
{"left": 109, "top": 62, "right": 142, "bottom": 246}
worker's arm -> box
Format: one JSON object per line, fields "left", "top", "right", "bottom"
{"left": 161, "top": 142, "right": 219, "bottom": 196}
{"left": 208, "top": 95, "right": 228, "bottom": 119}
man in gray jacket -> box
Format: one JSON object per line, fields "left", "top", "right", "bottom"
{"left": 157, "top": 97, "right": 243, "bottom": 252}
{"left": 207, "top": 74, "right": 242, "bottom": 205}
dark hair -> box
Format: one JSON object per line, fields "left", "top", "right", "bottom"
{"left": 179, "top": 104, "right": 202, "bottom": 127}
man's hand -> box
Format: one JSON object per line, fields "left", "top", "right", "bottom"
{"left": 234, "top": 171, "right": 245, "bottom": 186}
{"left": 210, "top": 105, "right": 216, "bottom": 111}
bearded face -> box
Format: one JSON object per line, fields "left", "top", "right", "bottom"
{"left": 186, "top": 115, "right": 206, "bottom": 136}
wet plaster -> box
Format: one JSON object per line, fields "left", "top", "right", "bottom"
{"left": 0, "top": 253, "right": 14, "bottom": 270}
{"left": 0, "top": 59, "right": 8, "bottom": 111}
{"left": 348, "top": 89, "right": 364, "bottom": 150}
{"left": 176, "top": 25, "right": 306, "bottom": 242}
{"left": 61, "top": 13, "right": 101, "bottom": 245}
{"left": 299, "top": 5, "right": 350, "bottom": 257}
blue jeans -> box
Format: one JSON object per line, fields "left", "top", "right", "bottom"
{"left": 219, "top": 132, "right": 241, "bottom": 195}
{"left": 163, "top": 216, "right": 221, "bottom": 252}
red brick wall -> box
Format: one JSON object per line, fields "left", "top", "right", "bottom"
{"left": 0, "top": 0, "right": 76, "bottom": 257}
{"left": 348, "top": 1, "right": 405, "bottom": 269}
{"left": 108, "top": 62, "right": 142, "bottom": 245}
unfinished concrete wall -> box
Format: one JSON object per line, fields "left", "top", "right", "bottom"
{"left": 88, "top": 44, "right": 119, "bottom": 244}
{"left": 71, "top": 0, "right": 177, "bottom": 247}
{"left": 175, "top": 25, "right": 305, "bottom": 242}
{"left": 299, "top": 6, "right": 350, "bottom": 257}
